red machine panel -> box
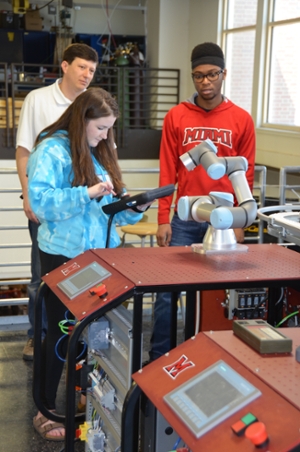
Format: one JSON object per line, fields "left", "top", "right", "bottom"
{"left": 92, "top": 245, "right": 300, "bottom": 289}
{"left": 200, "top": 289, "right": 232, "bottom": 331}
{"left": 133, "top": 332, "right": 300, "bottom": 452}
{"left": 41, "top": 249, "right": 135, "bottom": 320}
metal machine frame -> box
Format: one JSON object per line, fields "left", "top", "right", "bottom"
{"left": 33, "top": 244, "right": 300, "bottom": 451}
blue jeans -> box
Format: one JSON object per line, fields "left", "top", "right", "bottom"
{"left": 27, "top": 220, "right": 47, "bottom": 339}
{"left": 149, "top": 213, "right": 208, "bottom": 361}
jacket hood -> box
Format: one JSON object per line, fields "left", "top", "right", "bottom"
{"left": 184, "top": 92, "right": 232, "bottom": 112}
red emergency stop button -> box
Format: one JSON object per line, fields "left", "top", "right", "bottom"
{"left": 89, "top": 283, "right": 107, "bottom": 298}
{"left": 245, "top": 421, "right": 269, "bottom": 447}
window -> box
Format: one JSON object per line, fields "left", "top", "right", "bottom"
{"left": 221, "top": 0, "right": 300, "bottom": 129}
{"left": 221, "top": 0, "right": 258, "bottom": 114}
{"left": 266, "top": 1, "right": 300, "bottom": 127}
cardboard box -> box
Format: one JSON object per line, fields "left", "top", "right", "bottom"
{"left": 24, "top": 10, "right": 42, "bottom": 31}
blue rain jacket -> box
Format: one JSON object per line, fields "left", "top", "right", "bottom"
{"left": 27, "top": 130, "right": 143, "bottom": 258}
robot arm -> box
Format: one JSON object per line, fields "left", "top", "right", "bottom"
{"left": 178, "top": 139, "right": 257, "bottom": 230}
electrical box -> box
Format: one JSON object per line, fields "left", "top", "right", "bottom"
{"left": 140, "top": 399, "right": 185, "bottom": 452}
{"left": 226, "top": 288, "right": 268, "bottom": 320}
{"left": 85, "top": 304, "right": 140, "bottom": 451}
{"left": 0, "top": 11, "right": 21, "bottom": 29}
{"left": 0, "top": 30, "right": 23, "bottom": 63}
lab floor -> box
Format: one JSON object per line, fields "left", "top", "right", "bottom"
{"left": 0, "top": 311, "right": 184, "bottom": 452}
{"left": 0, "top": 330, "right": 85, "bottom": 452}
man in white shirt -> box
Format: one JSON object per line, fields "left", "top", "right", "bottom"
{"left": 16, "top": 43, "right": 99, "bottom": 360}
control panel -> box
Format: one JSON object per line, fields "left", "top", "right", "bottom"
{"left": 224, "top": 288, "right": 268, "bottom": 320}
{"left": 132, "top": 331, "right": 300, "bottom": 452}
{"left": 83, "top": 304, "right": 135, "bottom": 452}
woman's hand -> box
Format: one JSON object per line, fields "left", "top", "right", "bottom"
{"left": 88, "top": 181, "right": 116, "bottom": 199}
{"left": 132, "top": 200, "right": 154, "bottom": 212}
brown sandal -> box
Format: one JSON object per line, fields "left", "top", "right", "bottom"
{"left": 33, "top": 414, "right": 65, "bottom": 442}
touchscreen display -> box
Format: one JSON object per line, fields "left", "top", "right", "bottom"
{"left": 185, "top": 371, "right": 241, "bottom": 418}
{"left": 57, "top": 262, "right": 111, "bottom": 299}
{"left": 164, "top": 360, "right": 261, "bottom": 438}
{"left": 69, "top": 267, "right": 101, "bottom": 290}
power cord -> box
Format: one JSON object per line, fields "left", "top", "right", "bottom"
{"left": 275, "top": 310, "right": 299, "bottom": 328}
{"left": 55, "top": 310, "right": 87, "bottom": 362}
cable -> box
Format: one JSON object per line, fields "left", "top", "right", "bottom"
{"left": 105, "top": 0, "right": 121, "bottom": 48}
{"left": 275, "top": 310, "right": 299, "bottom": 328}
{"left": 55, "top": 310, "right": 87, "bottom": 362}
{"left": 55, "top": 334, "right": 87, "bottom": 362}
{"left": 274, "top": 286, "right": 285, "bottom": 306}
{"left": 194, "top": 291, "right": 200, "bottom": 335}
{"left": 105, "top": 214, "right": 114, "bottom": 248}
{"left": 58, "top": 438, "right": 80, "bottom": 452}
{"left": 96, "top": 0, "right": 123, "bottom": 61}
{"left": 172, "top": 436, "right": 182, "bottom": 449}
{"left": 35, "top": 0, "right": 55, "bottom": 11}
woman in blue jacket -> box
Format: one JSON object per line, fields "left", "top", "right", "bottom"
{"left": 28, "top": 87, "right": 145, "bottom": 441}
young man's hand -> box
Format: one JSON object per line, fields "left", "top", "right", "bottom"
{"left": 156, "top": 224, "right": 172, "bottom": 247}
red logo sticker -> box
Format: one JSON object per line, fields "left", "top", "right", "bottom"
{"left": 163, "top": 355, "right": 195, "bottom": 379}
{"left": 61, "top": 262, "right": 80, "bottom": 276}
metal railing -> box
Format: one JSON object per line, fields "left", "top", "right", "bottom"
{"left": 0, "top": 63, "right": 180, "bottom": 150}
{"left": 0, "top": 166, "right": 30, "bottom": 330}
{"left": 279, "top": 166, "right": 300, "bottom": 205}
{"left": 0, "top": 63, "right": 11, "bottom": 148}
{"left": 277, "top": 166, "right": 300, "bottom": 244}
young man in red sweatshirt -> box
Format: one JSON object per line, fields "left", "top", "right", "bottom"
{"left": 149, "top": 42, "right": 256, "bottom": 361}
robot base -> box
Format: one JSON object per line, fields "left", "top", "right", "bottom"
{"left": 192, "top": 243, "right": 248, "bottom": 255}
{"left": 192, "top": 226, "right": 248, "bottom": 255}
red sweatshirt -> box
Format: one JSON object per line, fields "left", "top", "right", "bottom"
{"left": 158, "top": 95, "right": 256, "bottom": 225}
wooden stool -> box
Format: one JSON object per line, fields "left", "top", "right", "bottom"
{"left": 121, "top": 222, "right": 157, "bottom": 247}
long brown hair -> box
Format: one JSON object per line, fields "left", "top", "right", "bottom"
{"left": 35, "top": 87, "right": 125, "bottom": 195}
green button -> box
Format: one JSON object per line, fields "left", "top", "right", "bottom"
{"left": 241, "top": 413, "right": 257, "bottom": 425}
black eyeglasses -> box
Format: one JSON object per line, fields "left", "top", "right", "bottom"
{"left": 191, "top": 70, "right": 224, "bottom": 83}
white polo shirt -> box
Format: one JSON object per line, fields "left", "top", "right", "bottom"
{"left": 16, "top": 79, "right": 72, "bottom": 152}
